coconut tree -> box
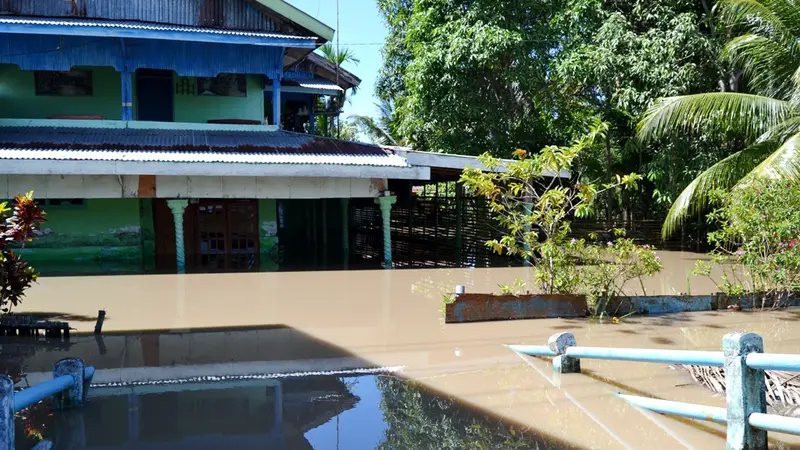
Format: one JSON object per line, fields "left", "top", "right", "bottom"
{"left": 350, "top": 100, "right": 405, "bottom": 146}
{"left": 636, "top": 0, "right": 800, "bottom": 237}
{"left": 317, "top": 44, "right": 360, "bottom": 138}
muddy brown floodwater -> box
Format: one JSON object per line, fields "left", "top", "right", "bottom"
{"left": 9, "top": 251, "right": 800, "bottom": 448}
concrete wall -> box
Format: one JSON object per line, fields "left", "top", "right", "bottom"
{"left": 18, "top": 199, "right": 145, "bottom": 275}
{"left": 0, "top": 65, "right": 124, "bottom": 120}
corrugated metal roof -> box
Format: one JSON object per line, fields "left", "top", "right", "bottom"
{"left": 0, "top": 126, "right": 409, "bottom": 167}
{"left": 0, "top": 16, "right": 316, "bottom": 40}
{"left": 296, "top": 80, "right": 344, "bottom": 93}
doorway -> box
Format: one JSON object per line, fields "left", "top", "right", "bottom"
{"left": 136, "top": 69, "right": 174, "bottom": 122}
{"left": 152, "top": 200, "right": 260, "bottom": 273}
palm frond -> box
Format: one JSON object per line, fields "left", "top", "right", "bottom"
{"left": 350, "top": 115, "right": 398, "bottom": 146}
{"left": 715, "top": 0, "right": 795, "bottom": 42}
{"left": 662, "top": 140, "right": 779, "bottom": 237}
{"left": 743, "top": 130, "right": 800, "bottom": 181}
{"left": 721, "top": 34, "right": 799, "bottom": 98}
{"left": 637, "top": 93, "right": 793, "bottom": 144}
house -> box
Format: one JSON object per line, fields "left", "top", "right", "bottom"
{"left": 0, "top": 0, "right": 565, "bottom": 275}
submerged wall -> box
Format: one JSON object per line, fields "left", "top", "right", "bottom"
{"left": 259, "top": 199, "right": 279, "bottom": 271}
{"left": 19, "top": 199, "right": 145, "bottom": 275}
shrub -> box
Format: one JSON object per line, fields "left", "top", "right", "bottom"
{"left": 0, "top": 192, "right": 46, "bottom": 313}
{"left": 695, "top": 180, "right": 800, "bottom": 308}
{"left": 460, "top": 121, "right": 661, "bottom": 305}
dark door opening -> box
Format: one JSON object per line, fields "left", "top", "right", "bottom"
{"left": 136, "top": 69, "right": 174, "bottom": 122}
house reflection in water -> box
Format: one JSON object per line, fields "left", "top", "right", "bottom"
{"left": 51, "top": 376, "right": 359, "bottom": 450}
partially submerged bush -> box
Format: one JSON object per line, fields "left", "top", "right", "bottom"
{"left": 694, "top": 180, "right": 800, "bottom": 308}
{"left": 460, "top": 121, "right": 661, "bottom": 311}
{"left": 0, "top": 192, "right": 46, "bottom": 313}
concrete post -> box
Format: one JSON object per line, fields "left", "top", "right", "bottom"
{"left": 549, "top": 332, "right": 580, "bottom": 374}
{"left": 724, "top": 332, "right": 767, "bottom": 450}
{"left": 53, "top": 357, "right": 86, "bottom": 410}
{"left": 0, "top": 375, "right": 13, "bottom": 450}
{"left": 341, "top": 198, "right": 350, "bottom": 269}
{"left": 167, "top": 199, "right": 189, "bottom": 274}
{"left": 375, "top": 195, "right": 397, "bottom": 270}
{"left": 272, "top": 78, "right": 282, "bottom": 128}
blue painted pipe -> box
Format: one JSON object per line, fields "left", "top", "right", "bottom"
{"left": 14, "top": 375, "right": 74, "bottom": 412}
{"left": 746, "top": 353, "right": 800, "bottom": 372}
{"left": 566, "top": 347, "right": 725, "bottom": 367}
{"left": 506, "top": 345, "right": 557, "bottom": 357}
{"left": 13, "top": 366, "right": 97, "bottom": 412}
{"left": 618, "top": 393, "right": 728, "bottom": 424}
{"left": 749, "top": 412, "right": 800, "bottom": 435}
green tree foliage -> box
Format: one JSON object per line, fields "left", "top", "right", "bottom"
{"left": 377, "top": 0, "right": 728, "bottom": 225}
{"left": 694, "top": 179, "right": 800, "bottom": 307}
{"left": 555, "top": 0, "right": 725, "bottom": 215}
{"left": 377, "top": 0, "right": 575, "bottom": 156}
{"left": 637, "top": 0, "right": 800, "bottom": 237}
{"left": 350, "top": 100, "right": 406, "bottom": 146}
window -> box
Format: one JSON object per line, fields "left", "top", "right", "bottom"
{"left": 34, "top": 70, "right": 93, "bottom": 96}
{"left": 197, "top": 74, "right": 246, "bottom": 97}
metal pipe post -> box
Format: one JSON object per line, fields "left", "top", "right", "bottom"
{"left": 0, "top": 375, "right": 13, "bottom": 450}
{"left": 723, "top": 332, "right": 767, "bottom": 450}
{"left": 53, "top": 357, "right": 86, "bottom": 411}
{"left": 549, "top": 332, "right": 580, "bottom": 374}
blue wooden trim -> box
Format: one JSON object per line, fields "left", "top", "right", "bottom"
{"left": 0, "top": 118, "right": 277, "bottom": 132}
{"left": 272, "top": 78, "right": 282, "bottom": 128}
{"left": 0, "top": 34, "right": 285, "bottom": 78}
{"left": 0, "top": 20, "right": 317, "bottom": 48}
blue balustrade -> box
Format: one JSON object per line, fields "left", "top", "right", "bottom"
{"left": 509, "top": 331, "right": 800, "bottom": 449}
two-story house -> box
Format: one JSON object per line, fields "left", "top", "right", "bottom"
{"left": 0, "top": 0, "right": 427, "bottom": 275}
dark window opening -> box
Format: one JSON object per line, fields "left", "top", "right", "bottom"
{"left": 34, "top": 70, "right": 93, "bottom": 96}
{"left": 197, "top": 74, "right": 247, "bottom": 97}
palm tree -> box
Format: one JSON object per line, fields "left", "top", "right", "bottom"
{"left": 636, "top": 0, "right": 800, "bottom": 237}
{"left": 317, "top": 43, "right": 360, "bottom": 138}
{"left": 350, "top": 100, "right": 405, "bottom": 146}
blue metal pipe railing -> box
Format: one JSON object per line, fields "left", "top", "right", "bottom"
{"left": 746, "top": 353, "right": 800, "bottom": 372}
{"left": 565, "top": 346, "right": 725, "bottom": 367}
{"left": 509, "top": 331, "right": 800, "bottom": 449}
{"left": 13, "top": 375, "right": 74, "bottom": 413}
{"left": 617, "top": 394, "right": 727, "bottom": 423}
{"left": 749, "top": 413, "right": 800, "bottom": 435}
{"left": 13, "top": 366, "right": 96, "bottom": 413}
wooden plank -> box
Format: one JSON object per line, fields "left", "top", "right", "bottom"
{"left": 137, "top": 175, "right": 157, "bottom": 198}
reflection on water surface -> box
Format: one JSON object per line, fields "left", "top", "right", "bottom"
{"left": 15, "top": 374, "right": 550, "bottom": 450}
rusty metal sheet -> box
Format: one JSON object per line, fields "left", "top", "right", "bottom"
{"left": 445, "top": 293, "right": 588, "bottom": 324}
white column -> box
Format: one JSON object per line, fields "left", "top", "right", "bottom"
{"left": 374, "top": 194, "right": 397, "bottom": 270}
{"left": 167, "top": 199, "right": 189, "bottom": 274}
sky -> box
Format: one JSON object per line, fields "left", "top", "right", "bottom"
{"left": 286, "top": 0, "right": 389, "bottom": 120}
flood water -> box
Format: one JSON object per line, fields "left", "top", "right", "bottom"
{"left": 6, "top": 251, "right": 800, "bottom": 449}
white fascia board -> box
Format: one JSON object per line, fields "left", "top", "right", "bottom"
{"left": 392, "top": 149, "right": 570, "bottom": 179}
{"left": 0, "top": 160, "right": 432, "bottom": 180}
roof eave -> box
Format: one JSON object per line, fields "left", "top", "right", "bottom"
{"left": 0, "top": 159, "right": 431, "bottom": 180}
{"left": 252, "top": 0, "right": 335, "bottom": 42}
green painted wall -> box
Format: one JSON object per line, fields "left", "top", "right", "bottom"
{"left": 174, "top": 75, "right": 264, "bottom": 123}
{"left": 19, "top": 199, "right": 144, "bottom": 275}
{"left": 259, "top": 199, "right": 279, "bottom": 271}
{"left": 0, "top": 65, "right": 124, "bottom": 120}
